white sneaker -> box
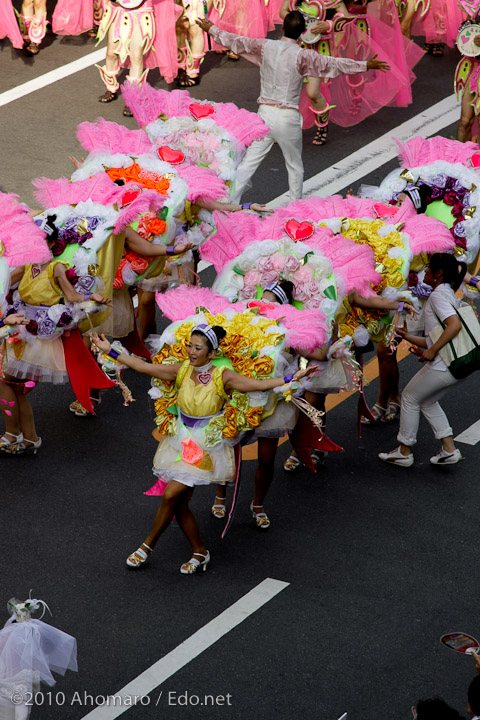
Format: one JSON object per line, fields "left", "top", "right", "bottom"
{"left": 430, "top": 448, "right": 462, "bottom": 465}
{"left": 378, "top": 447, "right": 414, "bottom": 467}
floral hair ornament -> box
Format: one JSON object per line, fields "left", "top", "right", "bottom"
{"left": 193, "top": 324, "right": 219, "bottom": 350}
{"left": 264, "top": 281, "right": 289, "bottom": 305}
{"left": 6, "top": 591, "right": 52, "bottom": 624}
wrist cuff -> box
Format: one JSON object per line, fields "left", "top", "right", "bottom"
{"left": 397, "top": 301, "right": 404, "bottom": 313}
{"left": 108, "top": 348, "right": 120, "bottom": 361}
{"left": 241, "top": 203, "right": 252, "bottom": 210}
{"left": 83, "top": 294, "right": 91, "bottom": 301}
{"left": 283, "top": 373, "right": 294, "bottom": 383}
{"left": 166, "top": 246, "right": 175, "bottom": 256}
{"left": 469, "top": 276, "right": 479, "bottom": 288}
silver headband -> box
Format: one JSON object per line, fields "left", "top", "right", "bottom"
{"left": 264, "top": 281, "right": 288, "bottom": 305}
{"left": 193, "top": 324, "right": 219, "bottom": 350}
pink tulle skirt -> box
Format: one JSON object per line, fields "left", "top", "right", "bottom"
{"left": 52, "top": 0, "right": 93, "bottom": 36}
{"left": 300, "top": 1, "right": 424, "bottom": 128}
{"left": 266, "top": 0, "right": 284, "bottom": 26}
{"left": 411, "top": 0, "right": 465, "bottom": 45}
{"left": 0, "top": 2, "right": 23, "bottom": 49}
{"left": 209, "top": 0, "right": 270, "bottom": 50}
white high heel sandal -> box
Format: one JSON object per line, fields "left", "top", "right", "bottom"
{"left": 180, "top": 551, "right": 210, "bottom": 574}
{"left": 0, "top": 432, "right": 24, "bottom": 454}
{"left": 126, "top": 543, "right": 152, "bottom": 568}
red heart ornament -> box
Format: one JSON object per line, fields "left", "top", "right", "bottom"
{"left": 121, "top": 188, "right": 141, "bottom": 207}
{"left": 31, "top": 265, "right": 41, "bottom": 279}
{"left": 189, "top": 102, "right": 215, "bottom": 120}
{"left": 471, "top": 152, "right": 480, "bottom": 168}
{"left": 198, "top": 373, "right": 212, "bottom": 385}
{"left": 284, "top": 219, "right": 314, "bottom": 242}
{"left": 157, "top": 146, "right": 185, "bottom": 165}
{"left": 373, "top": 202, "right": 398, "bottom": 218}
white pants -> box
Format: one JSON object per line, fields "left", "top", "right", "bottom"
{"left": 397, "top": 365, "right": 458, "bottom": 447}
{"left": 232, "top": 104, "right": 304, "bottom": 203}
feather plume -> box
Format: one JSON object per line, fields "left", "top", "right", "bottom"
{"left": 113, "top": 190, "right": 165, "bottom": 233}
{"left": 200, "top": 211, "right": 264, "bottom": 271}
{"left": 0, "top": 193, "right": 50, "bottom": 267}
{"left": 176, "top": 165, "right": 228, "bottom": 203}
{"left": 77, "top": 118, "right": 152, "bottom": 156}
{"left": 394, "top": 136, "right": 479, "bottom": 168}
{"left": 155, "top": 286, "right": 232, "bottom": 321}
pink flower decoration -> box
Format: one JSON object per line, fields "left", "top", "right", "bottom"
{"left": 293, "top": 285, "right": 310, "bottom": 303}
{"left": 260, "top": 271, "right": 279, "bottom": 286}
{"left": 244, "top": 269, "right": 262, "bottom": 286}
{"left": 181, "top": 438, "right": 203, "bottom": 465}
{"left": 284, "top": 255, "right": 300, "bottom": 273}
{"left": 295, "top": 265, "right": 313, "bottom": 283}
{"left": 271, "top": 254, "right": 286, "bottom": 272}
{"left": 306, "top": 280, "right": 322, "bottom": 297}
{"left": 257, "top": 256, "right": 274, "bottom": 272}
{"left": 240, "top": 284, "right": 257, "bottom": 299}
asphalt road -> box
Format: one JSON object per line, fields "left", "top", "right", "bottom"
{"left": 1, "top": 5, "right": 479, "bottom": 720}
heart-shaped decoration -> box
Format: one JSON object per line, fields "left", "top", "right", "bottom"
{"left": 157, "top": 146, "right": 185, "bottom": 164}
{"left": 462, "top": 35, "right": 469, "bottom": 43}
{"left": 189, "top": 102, "right": 215, "bottom": 120}
{"left": 198, "top": 373, "right": 212, "bottom": 385}
{"left": 373, "top": 202, "right": 397, "bottom": 218}
{"left": 471, "top": 152, "right": 480, "bottom": 168}
{"left": 284, "top": 219, "right": 315, "bottom": 241}
{"left": 121, "top": 188, "right": 141, "bottom": 207}
{"left": 31, "top": 265, "right": 41, "bottom": 279}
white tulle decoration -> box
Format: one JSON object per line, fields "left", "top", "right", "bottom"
{"left": 354, "top": 325, "right": 370, "bottom": 346}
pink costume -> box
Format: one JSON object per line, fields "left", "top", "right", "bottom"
{"left": 296, "top": 0, "right": 424, "bottom": 129}
{"left": 52, "top": 0, "right": 94, "bottom": 36}
{"left": 96, "top": 0, "right": 179, "bottom": 93}
{"left": 410, "top": 0, "right": 464, "bottom": 46}
{"left": 0, "top": 2, "right": 23, "bottom": 49}
{"left": 17, "top": 4, "right": 48, "bottom": 47}
{"left": 208, "top": 0, "right": 271, "bottom": 51}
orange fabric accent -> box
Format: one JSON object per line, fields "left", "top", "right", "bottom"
{"left": 106, "top": 164, "right": 171, "bottom": 196}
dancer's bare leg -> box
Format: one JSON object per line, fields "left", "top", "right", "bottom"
{"left": 458, "top": 87, "right": 476, "bottom": 142}
{"left": 176, "top": 490, "right": 208, "bottom": 555}
{"left": 399, "top": 0, "right": 416, "bottom": 37}
{"left": 143, "top": 481, "right": 190, "bottom": 549}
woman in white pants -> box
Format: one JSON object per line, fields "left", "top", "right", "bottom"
{"left": 379, "top": 253, "right": 466, "bottom": 467}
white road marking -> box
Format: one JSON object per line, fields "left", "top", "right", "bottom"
{"left": 267, "top": 93, "right": 460, "bottom": 208}
{"left": 0, "top": 48, "right": 105, "bottom": 108}
{"left": 455, "top": 419, "right": 480, "bottom": 445}
{"left": 80, "top": 577, "right": 289, "bottom": 719}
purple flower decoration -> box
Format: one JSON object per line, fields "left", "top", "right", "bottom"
{"left": 88, "top": 216, "right": 101, "bottom": 231}
{"left": 63, "top": 229, "right": 80, "bottom": 244}
{"left": 445, "top": 176, "right": 455, "bottom": 190}
{"left": 431, "top": 174, "right": 447, "bottom": 188}
{"left": 429, "top": 186, "right": 444, "bottom": 200}
{"left": 58, "top": 312, "right": 73, "bottom": 327}
{"left": 75, "top": 275, "right": 95, "bottom": 294}
{"left": 413, "top": 282, "right": 433, "bottom": 298}
{"left": 35, "top": 310, "right": 57, "bottom": 337}
{"left": 77, "top": 231, "right": 93, "bottom": 246}
{"left": 453, "top": 221, "right": 467, "bottom": 238}
{"left": 63, "top": 217, "right": 78, "bottom": 230}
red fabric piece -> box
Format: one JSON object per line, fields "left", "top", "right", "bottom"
{"left": 122, "top": 326, "right": 151, "bottom": 359}
{"left": 290, "top": 411, "right": 342, "bottom": 472}
{"left": 62, "top": 330, "right": 115, "bottom": 413}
